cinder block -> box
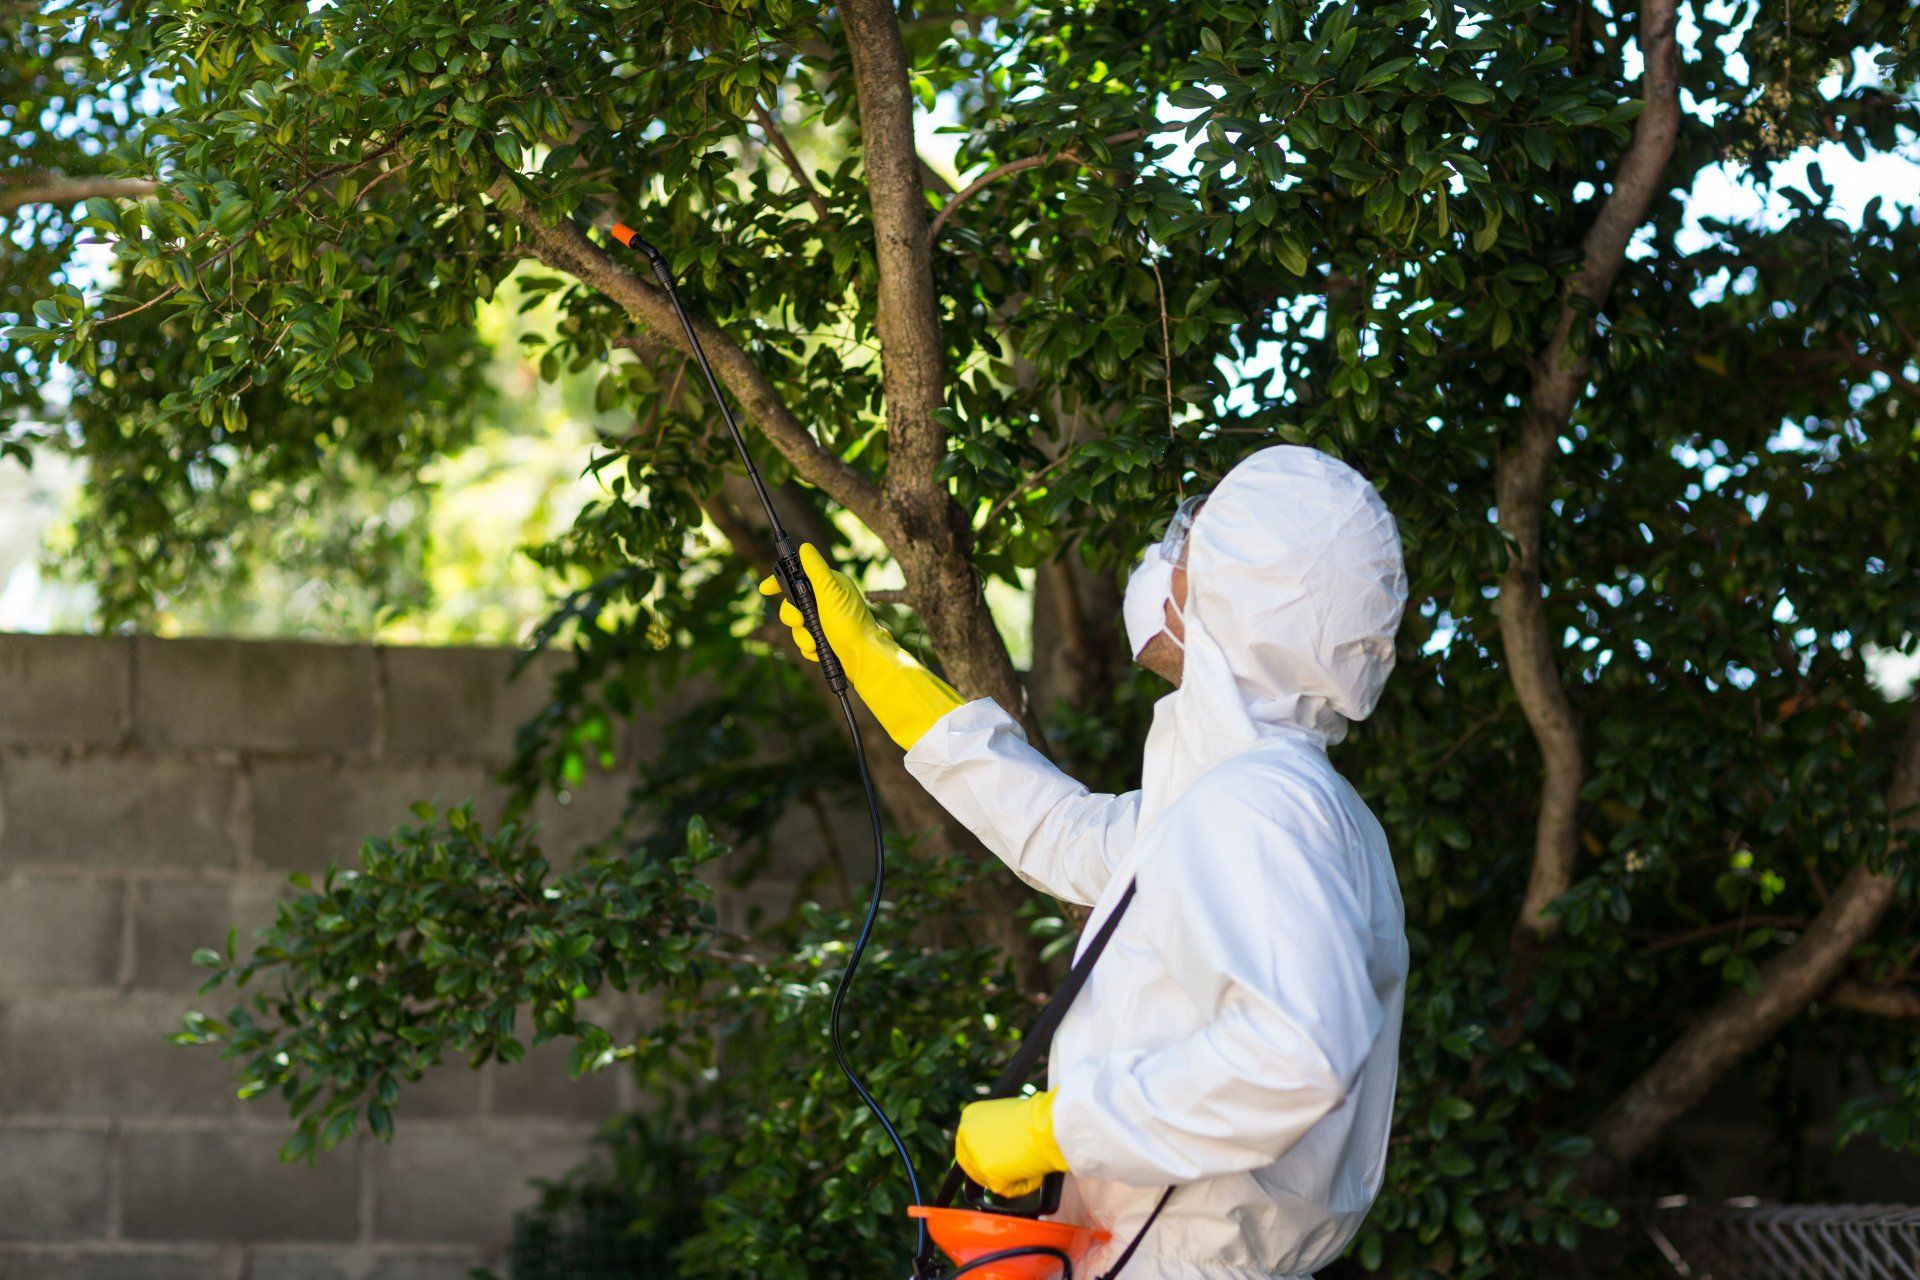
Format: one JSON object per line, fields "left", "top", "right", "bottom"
{"left": 381, "top": 647, "right": 565, "bottom": 762}
{"left": 0, "top": 1127, "right": 110, "bottom": 1239}
{"left": 0, "top": 997, "right": 234, "bottom": 1118}
{"left": 241, "top": 1246, "right": 485, "bottom": 1280}
{"left": 121, "top": 1128, "right": 359, "bottom": 1242}
{"left": 767, "top": 802, "right": 870, "bottom": 883}
{"left": 387, "top": 1058, "right": 482, "bottom": 1122}
{"left": 0, "top": 635, "right": 129, "bottom": 748}
{"left": 128, "top": 878, "right": 280, "bottom": 993}
{"left": 0, "top": 753, "right": 240, "bottom": 873}
{"left": 362, "top": 1250, "right": 487, "bottom": 1280}
{"left": 0, "top": 1246, "right": 223, "bottom": 1279}
{"left": 236, "top": 1249, "right": 353, "bottom": 1280}
{"left": 490, "top": 1038, "right": 619, "bottom": 1122}
{"left": 0, "top": 875, "right": 123, "bottom": 991}
{"left": 526, "top": 775, "right": 631, "bottom": 859}
{"left": 249, "top": 761, "right": 498, "bottom": 873}
{"left": 618, "top": 673, "right": 718, "bottom": 764}
{"left": 134, "top": 637, "right": 377, "bottom": 755}
{"left": 370, "top": 1124, "right": 594, "bottom": 1243}
{"left": 719, "top": 875, "right": 806, "bottom": 936}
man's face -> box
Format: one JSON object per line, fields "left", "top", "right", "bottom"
{"left": 1134, "top": 560, "right": 1188, "bottom": 686}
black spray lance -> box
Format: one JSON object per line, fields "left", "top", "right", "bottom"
{"left": 606, "top": 220, "right": 1161, "bottom": 1280}
{"left": 605, "top": 220, "right": 928, "bottom": 1256}
{"left": 609, "top": 223, "right": 847, "bottom": 695}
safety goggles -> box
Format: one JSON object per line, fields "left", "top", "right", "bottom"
{"left": 1159, "top": 493, "right": 1209, "bottom": 564}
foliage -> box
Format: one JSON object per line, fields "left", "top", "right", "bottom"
{"left": 9, "top": 0, "right": 1920, "bottom": 1277}
{"left": 3, "top": 6, "right": 501, "bottom": 627}
{"left": 182, "top": 796, "right": 1023, "bottom": 1279}
{"left": 176, "top": 803, "right": 720, "bottom": 1157}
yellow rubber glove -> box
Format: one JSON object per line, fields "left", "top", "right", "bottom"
{"left": 757, "top": 543, "right": 964, "bottom": 750}
{"left": 954, "top": 1090, "right": 1069, "bottom": 1200}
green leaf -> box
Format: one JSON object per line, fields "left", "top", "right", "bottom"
{"left": 212, "top": 197, "right": 254, "bottom": 235}
{"left": 1441, "top": 78, "right": 1495, "bottom": 105}
{"left": 1276, "top": 232, "right": 1310, "bottom": 276}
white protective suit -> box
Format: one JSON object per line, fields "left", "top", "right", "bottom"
{"left": 905, "top": 446, "right": 1410, "bottom": 1280}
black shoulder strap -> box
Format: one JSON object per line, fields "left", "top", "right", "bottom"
{"left": 934, "top": 881, "right": 1139, "bottom": 1209}
{"left": 1096, "top": 1186, "right": 1174, "bottom": 1280}
{"left": 928, "top": 879, "right": 1176, "bottom": 1279}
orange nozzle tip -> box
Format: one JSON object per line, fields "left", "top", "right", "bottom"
{"left": 610, "top": 222, "right": 636, "bottom": 247}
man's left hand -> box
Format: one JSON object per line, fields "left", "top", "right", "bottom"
{"left": 955, "top": 1089, "right": 1069, "bottom": 1199}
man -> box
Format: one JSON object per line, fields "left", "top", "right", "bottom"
{"left": 760, "top": 445, "right": 1409, "bottom": 1279}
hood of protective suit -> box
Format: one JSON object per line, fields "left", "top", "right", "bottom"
{"left": 1139, "top": 445, "right": 1407, "bottom": 826}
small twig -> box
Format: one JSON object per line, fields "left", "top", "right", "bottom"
{"left": 348, "top": 153, "right": 416, "bottom": 211}
{"left": 95, "top": 282, "right": 183, "bottom": 325}
{"left": 919, "top": 154, "right": 957, "bottom": 196}
{"left": 638, "top": 359, "right": 688, "bottom": 457}
{"left": 752, "top": 99, "right": 837, "bottom": 228}
{"left": 1417, "top": 706, "right": 1505, "bottom": 782}
{"left": 929, "top": 129, "right": 1148, "bottom": 240}
{"left": 977, "top": 450, "right": 1076, "bottom": 532}
{"left": 1643, "top": 914, "right": 1807, "bottom": 954}
{"left": 1144, "top": 242, "right": 1176, "bottom": 448}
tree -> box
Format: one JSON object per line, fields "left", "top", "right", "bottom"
{"left": 8, "top": 0, "right": 1920, "bottom": 1274}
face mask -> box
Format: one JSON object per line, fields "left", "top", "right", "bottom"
{"left": 1123, "top": 544, "right": 1184, "bottom": 658}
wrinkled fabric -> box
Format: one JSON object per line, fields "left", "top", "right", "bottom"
{"left": 906, "top": 445, "right": 1409, "bottom": 1280}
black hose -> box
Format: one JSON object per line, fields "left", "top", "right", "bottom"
{"left": 601, "top": 220, "right": 1005, "bottom": 1274}
{"left": 946, "top": 1246, "right": 1074, "bottom": 1279}
{"left": 829, "top": 690, "right": 928, "bottom": 1260}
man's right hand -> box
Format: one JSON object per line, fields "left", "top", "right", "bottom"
{"left": 757, "top": 543, "right": 964, "bottom": 750}
{"left": 757, "top": 543, "right": 884, "bottom": 671}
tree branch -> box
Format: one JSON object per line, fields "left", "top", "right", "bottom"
{"left": 1503, "top": 0, "right": 1681, "bottom": 949}
{"left": 1584, "top": 706, "right": 1920, "bottom": 1187}
{"left": 751, "top": 101, "right": 838, "bottom": 228}
{"left": 611, "top": 332, "right": 677, "bottom": 361}
{"left": 928, "top": 129, "right": 1146, "bottom": 240}
{"left": 0, "top": 175, "right": 158, "bottom": 218}
{"left": 1828, "top": 978, "right": 1920, "bottom": 1020}
{"left": 1776, "top": 345, "right": 1920, "bottom": 391}
{"left": 506, "top": 198, "right": 890, "bottom": 538}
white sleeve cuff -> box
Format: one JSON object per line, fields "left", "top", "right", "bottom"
{"left": 903, "top": 696, "right": 1021, "bottom": 775}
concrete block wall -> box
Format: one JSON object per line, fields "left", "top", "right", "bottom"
{"left": 0, "top": 634, "right": 661, "bottom": 1279}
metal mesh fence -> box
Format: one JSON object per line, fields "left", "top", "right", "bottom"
{"left": 1643, "top": 1199, "right": 1920, "bottom": 1280}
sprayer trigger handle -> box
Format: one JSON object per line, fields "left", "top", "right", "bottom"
{"left": 775, "top": 549, "right": 850, "bottom": 696}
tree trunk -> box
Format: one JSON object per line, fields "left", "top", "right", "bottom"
{"left": 838, "top": 0, "right": 1038, "bottom": 736}
{"left": 1504, "top": 0, "right": 1681, "bottom": 950}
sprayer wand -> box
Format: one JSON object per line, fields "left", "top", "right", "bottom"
{"left": 604, "top": 220, "right": 927, "bottom": 1260}
{"left": 609, "top": 223, "right": 847, "bottom": 696}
